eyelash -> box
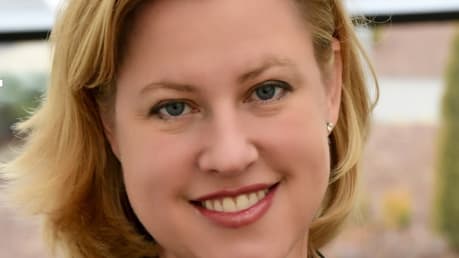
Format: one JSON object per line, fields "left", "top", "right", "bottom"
{"left": 246, "top": 80, "right": 292, "bottom": 104}
{"left": 149, "top": 80, "right": 292, "bottom": 120}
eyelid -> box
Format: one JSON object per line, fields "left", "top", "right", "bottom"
{"left": 149, "top": 99, "right": 197, "bottom": 120}
{"left": 148, "top": 80, "right": 292, "bottom": 120}
{"left": 245, "top": 80, "right": 292, "bottom": 103}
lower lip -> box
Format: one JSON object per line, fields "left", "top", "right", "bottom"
{"left": 193, "top": 184, "right": 278, "bottom": 228}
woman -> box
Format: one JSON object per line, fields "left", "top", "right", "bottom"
{"left": 1, "top": 0, "right": 377, "bottom": 257}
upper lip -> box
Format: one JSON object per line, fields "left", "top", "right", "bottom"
{"left": 192, "top": 182, "right": 277, "bottom": 202}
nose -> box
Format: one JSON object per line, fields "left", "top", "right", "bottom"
{"left": 197, "top": 112, "right": 258, "bottom": 176}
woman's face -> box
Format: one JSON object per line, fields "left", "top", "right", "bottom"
{"left": 106, "top": 0, "right": 342, "bottom": 257}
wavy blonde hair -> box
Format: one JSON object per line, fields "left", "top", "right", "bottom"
{"left": 0, "top": 0, "right": 377, "bottom": 257}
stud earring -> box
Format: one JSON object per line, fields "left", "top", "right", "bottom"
{"left": 326, "top": 122, "right": 334, "bottom": 135}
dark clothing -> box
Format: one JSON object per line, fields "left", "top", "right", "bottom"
{"left": 317, "top": 250, "right": 325, "bottom": 258}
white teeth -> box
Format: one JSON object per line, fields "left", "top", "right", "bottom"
{"left": 204, "top": 200, "right": 213, "bottom": 210}
{"left": 257, "top": 190, "right": 266, "bottom": 199}
{"left": 200, "top": 188, "right": 271, "bottom": 212}
{"left": 235, "top": 194, "right": 250, "bottom": 210}
{"left": 214, "top": 200, "right": 223, "bottom": 211}
{"left": 248, "top": 192, "right": 258, "bottom": 206}
{"left": 222, "top": 198, "right": 237, "bottom": 212}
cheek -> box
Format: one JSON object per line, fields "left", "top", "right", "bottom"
{"left": 261, "top": 93, "right": 330, "bottom": 171}
{"left": 257, "top": 98, "right": 331, "bottom": 211}
{"left": 276, "top": 117, "right": 329, "bottom": 181}
{"left": 115, "top": 122, "right": 196, "bottom": 216}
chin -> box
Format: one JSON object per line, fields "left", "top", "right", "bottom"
{"left": 186, "top": 238, "right": 296, "bottom": 258}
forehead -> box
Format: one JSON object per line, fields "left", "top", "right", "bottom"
{"left": 131, "top": 0, "right": 304, "bottom": 36}
{"left": 118, "top": 0, "right": 316, "bottom": 88}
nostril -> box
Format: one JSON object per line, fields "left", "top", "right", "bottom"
{"left": 199, "top": 148, "right": 258, "bottom": 175}
{"left": 196, "top": 129, "right": 258, "bottom": 175}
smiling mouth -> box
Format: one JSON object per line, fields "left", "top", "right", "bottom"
{"left": 190, "top": 182, "right": 279, "bottom": 213}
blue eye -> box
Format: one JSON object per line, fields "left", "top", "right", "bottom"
{"left": 255, "top": 84, "right": 276, "bottom": 100}
{"left": 150, "top": 101, "right": 192, "bottom": 119}
{"left": 250, "top": 81, "right": 291, "bottom": 102}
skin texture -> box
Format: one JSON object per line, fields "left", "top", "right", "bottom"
{"left": 104, "top": 0, "right": 342, "bottom": 257}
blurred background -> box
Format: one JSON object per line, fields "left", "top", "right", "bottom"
{"left": 1, "top": 1, "right": 459, "bottom": 257}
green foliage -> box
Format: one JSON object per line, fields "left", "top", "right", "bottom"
{"left": 383, "top": 189, "right": 412, "bottom": 230}
{"left": 436, "top": 28, "right": 459, "bottom": 251}
{"left": 0, "top": 72, "right": 46, "bottom": 142}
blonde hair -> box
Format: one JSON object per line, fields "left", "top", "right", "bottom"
{"left": 0, "top": 0, "right": 377, "bottom": 257}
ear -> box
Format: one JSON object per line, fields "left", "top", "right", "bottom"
{"left": 100, "top": 112, "right": 121, "bottom": 159}
{"left": 325, "top": 38, "right": 343, "bottom": 126}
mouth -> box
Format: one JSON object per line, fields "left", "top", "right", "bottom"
{"left": 190, "top": 182, "right": 279, "bottom": 213}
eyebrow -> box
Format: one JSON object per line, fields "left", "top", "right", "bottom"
{"left": 237, "top": 57, "right": 295, "bottom": 84}
{"left": 139, "top": 57, "right": 297, "bottom": 95}
{"left": 140, "top": 81, "right": 195, "bottom": 95}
